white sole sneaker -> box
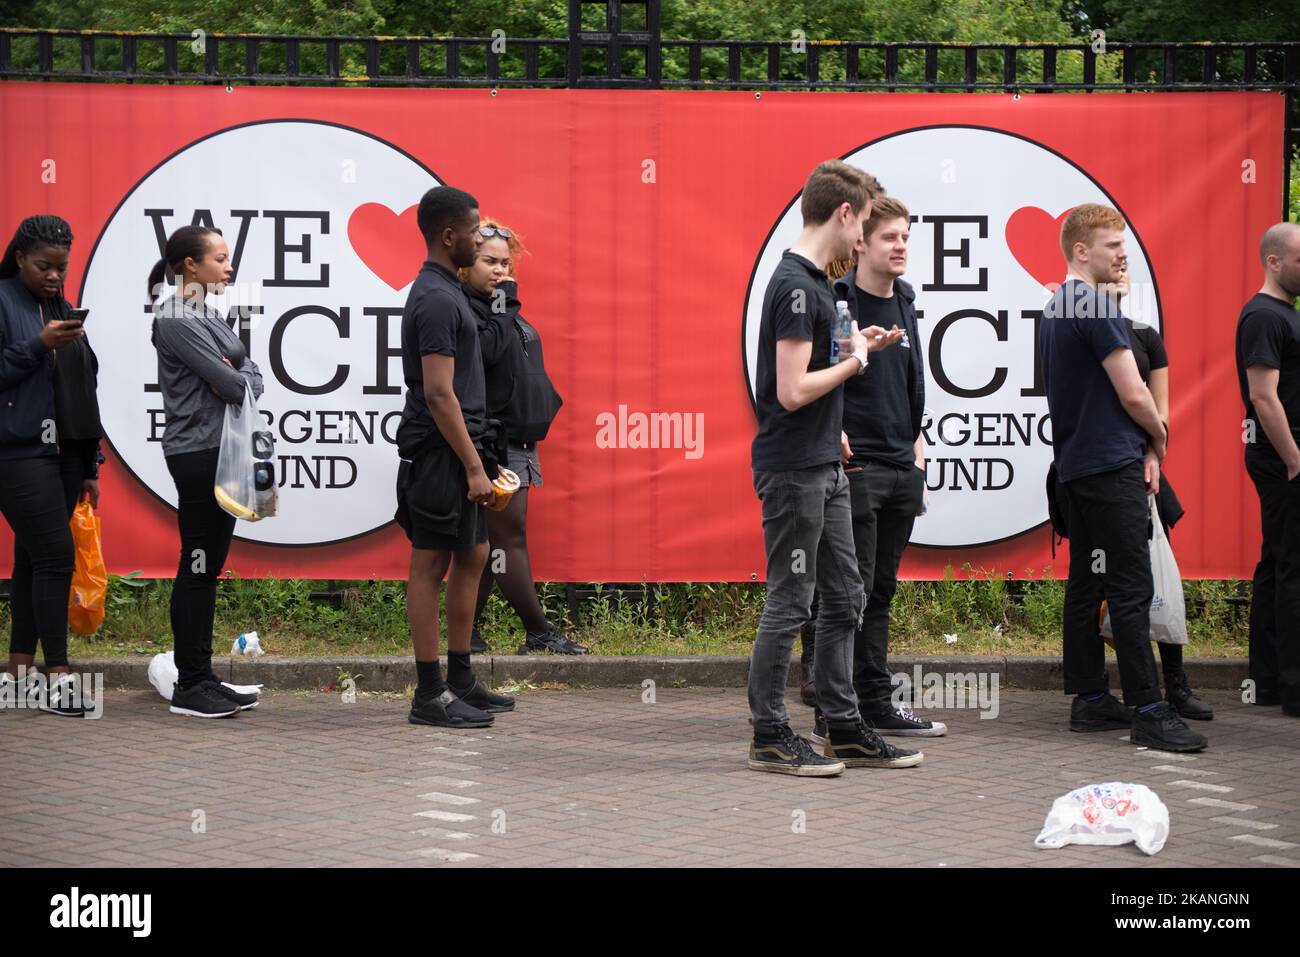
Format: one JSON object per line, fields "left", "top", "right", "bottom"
{"left": 878, "top": 720, "right": 948, "bottom": 737}
{"left": 746, "top": 757, "right": 845, "bottom": 777}
{"left": 39, "top": 704, "right": 90, "bottom": 718}
{"left": 169, "top": 704, "right": 241, "bottom": 718}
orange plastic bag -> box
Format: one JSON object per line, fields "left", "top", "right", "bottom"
{"left": 68, "top": 500, "right": 107, "bottom": 635}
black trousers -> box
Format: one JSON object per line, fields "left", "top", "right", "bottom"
{"left": 1, "top": 453, "right": 81, "bottom": 667}
{"left": 849, "top": 461, "right": 925, "bottom": 711}
{"left": 802, "top": 460, "right": 925, "bottom": 712}
{"left": 1060, "top": 460, "right": 1161, "bottom": 708}
{"left": 1245, "top": 450, "right": 1300, "bottom": 708}
{"left": 166, "top": 449, "right": 236, "bottom": 689}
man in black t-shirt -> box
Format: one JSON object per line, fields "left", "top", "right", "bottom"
{"left": 1235, "top": 221, "right": 1300, "bottom": 717}
{"left": 396, "top": 186, "right": 514, "bottom": 729}
{"left": 803, "top": 195, "right": 943, "bottom": 745}
{"left": 1039, "top": 203, "right": 1205, "bottom": 752}
{"left": 747, "top": 160, "right": 913, "bottom": 777}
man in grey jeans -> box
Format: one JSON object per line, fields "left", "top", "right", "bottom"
{"left": 747, "top": 160, "right": 920, "bottom": 775}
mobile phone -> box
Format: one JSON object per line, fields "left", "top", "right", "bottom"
{"left": 66, "top": 308, "right": 88, "bottom": 326}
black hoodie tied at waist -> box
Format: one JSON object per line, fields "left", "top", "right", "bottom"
{"left": 393, "top": 410, "right": 508, "bottom": 539}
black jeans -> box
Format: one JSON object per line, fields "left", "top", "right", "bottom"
{"left": 749, "top": 464, "right": 865, "bottom": 732}
{"left": 166, "top": 449, "right": 236, "bottom": 689}
{"left": 1245, "top": 450, "right": 1300, "bottom": 708}
{"left": 1, "top": 453, "right": 80, "bottom": 667}
{"left": 1060, "top": 460, "right": 1161, "bottom": 708}
{"left": 848, "top": 461, "right": 925, "bottom": 712}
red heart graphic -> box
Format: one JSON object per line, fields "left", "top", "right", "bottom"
{"left": 1005, "top": 206, "right": 1075, "bottom": 289}
{"left": 347, "top": 203, "right": 424, "bottom": 290}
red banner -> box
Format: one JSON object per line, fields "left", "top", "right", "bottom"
{"left": 0, "top": 84, "right": 1283, "bottom": 580}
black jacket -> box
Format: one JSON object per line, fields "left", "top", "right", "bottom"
{"left": 0, "top": 277, "right": 104, "bottom": 475}
{"left": 0, "top": 274, "right": 56, "bottom": 458}
{"left": 463, "top": 280, "right": 563, "bottom": 444}
{"left": 830, "top": 269, "right": 927, "bottom": 452}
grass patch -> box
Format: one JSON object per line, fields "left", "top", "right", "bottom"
{"left": 0, "top": 567, "right": 1250, "bottom": 660}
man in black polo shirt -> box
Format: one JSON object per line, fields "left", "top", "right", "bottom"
{"left": 395, "top": 186, "right": 515, "bottom": 728}
{"left": 1039, "top": 203, "right": 1206, "bottom": 752}
{"left": 804, "top": 195, "right": 944, "bottom": 747}
{"left": 1236, "top": 221, "right": 1300, "bottom": 717}
{"left": 747, "top": 161, "right": 914, "bottom": 776}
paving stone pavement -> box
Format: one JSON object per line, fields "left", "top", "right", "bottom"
{"left": 1, "top": 687, "right": 1297, "bottom": 867}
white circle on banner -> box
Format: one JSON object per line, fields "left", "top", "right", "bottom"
{"left": 80, "top": 120, "right": 440, "bottom": 545}
{"left": 742, "top": 125, "right": 1161, "bottom": 549}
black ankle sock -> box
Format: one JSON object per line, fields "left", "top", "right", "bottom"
{"left": 447, "top": 651, "right": 474, "bottom": 692}
{"left": 416, "top": 659, "right": 446, "bottom": 696}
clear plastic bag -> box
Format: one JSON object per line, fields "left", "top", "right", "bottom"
{"left": 1035, "top": 782, "right": 1169, "bottom": 855}
{"left": 214, "top": 387, "right": 277, "bottom": 521}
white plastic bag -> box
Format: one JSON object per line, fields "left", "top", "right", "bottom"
{"left": 146, "top": 650, "right": 263, "bottom": 701}
{"left": 1147, "top": 497, "right": 1188, "bottom": 644}
{"left": 1100, "top": 497, "right": 1188, "bottom": 645}
{"left": 230, "top": 631, "right": 265, "bottom": 657}
{"left": 215, "top": 388, "right": 277, "bottom": 522}
{"left": 147, "top": 651, "right": 178, "bottom": 701}
{"left": 1035, "top": 782, "right": 1169, "bottom": 855}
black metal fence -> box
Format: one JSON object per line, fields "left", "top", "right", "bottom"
{"left": 1, "top": 27, "right": 1297, "bottom": 93}
{"left": 3, "top": 2, "right": 1296, "bottom": 200}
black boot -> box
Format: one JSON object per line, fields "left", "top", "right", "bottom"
{"left": 798, "top": 621, "right": 816, "bottom": 707}
{"left": 1166, "top": 671, "right": 1213, "bottom": 721}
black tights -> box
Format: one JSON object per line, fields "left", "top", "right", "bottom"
{"left": 2, "top": 454, "right": 80, "bottom": 668}
{"left": 474, "top": 487, "right": 548, "bottom": 634}
{"left": 166, "top": 449, "right": 236, "bottom": 689}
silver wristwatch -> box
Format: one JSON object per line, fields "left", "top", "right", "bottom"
{"left": 851, "top": 349, "right": 869, "bottom": 374}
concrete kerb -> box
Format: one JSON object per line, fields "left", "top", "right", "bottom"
{"left": 75, "top": 654, "right": 1251, "bottom": 693}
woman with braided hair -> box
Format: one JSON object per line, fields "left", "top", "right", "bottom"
{"left": 0, "top": 215, "right": 103, "bottom": 717}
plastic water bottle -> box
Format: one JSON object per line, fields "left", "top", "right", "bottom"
{"left": 831, "top": 300, "right": 853, "bottom": 363}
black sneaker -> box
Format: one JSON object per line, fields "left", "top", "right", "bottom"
{"left": 1069, "top": 692, "right": 1133, "bottom": 732}
{"left": 519, "top": 626, "right": 589, "bottom": 655}
{"left": 1131, "top": 701, "right": 1208, "bottom": 752}
{"left": 212, "top": 683, "right": 261, "bottom": 710}
{"left": 825, "top": 719, "right": 923, "bottom": 768}
{"left": 808, "top": 709, "right": 827, "bottom": 747}
{"left": 868, "top": 705, "right": 948, "bottom": 737}
{"left": 1165, "top": 672, "right": 1212, "bottom": 721}
{"left": 408, "top": 688, "right": 495, "bottom": 729}
{"left": 451, "top": 679, "right": 515, "bottom": 713}
{"left": 39, "top": 674, "right": 94, "bottom": 718}
{"left": 748, "top": 724, "right": 844, "bottom": 777}
{"left": 470, "top": 625, "right": 488, "bottom": 655}
{"left": 170, "top": 680, "right": 241, "bottom": 718}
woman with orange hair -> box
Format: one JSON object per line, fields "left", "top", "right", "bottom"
{"left": 459, "top": 220, "right": 582, "bottom": 654}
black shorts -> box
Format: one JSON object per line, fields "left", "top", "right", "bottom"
{"left": 408, "top": 500, "right": 488, "bottom": 552}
